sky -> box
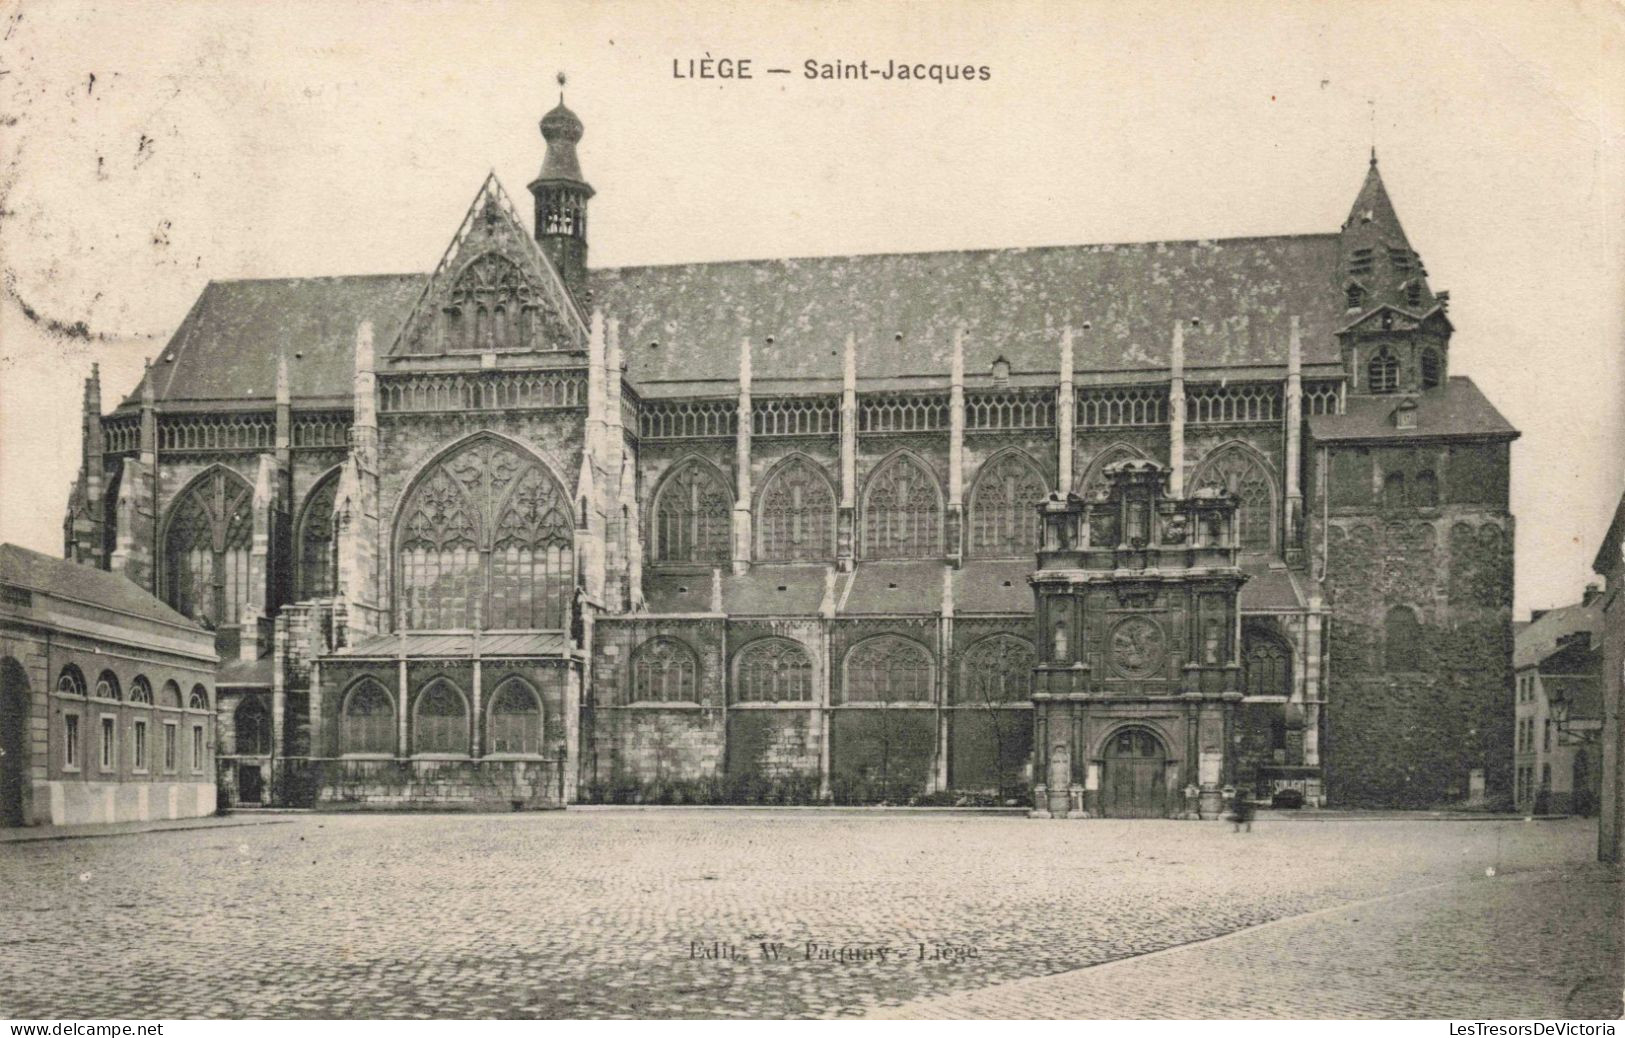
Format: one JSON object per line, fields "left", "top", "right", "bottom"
{"left": 1, "top": 0, "right": 1621, "bottom": 615}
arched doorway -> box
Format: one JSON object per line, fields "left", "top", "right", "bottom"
{"left": 1, "top": 658, "right": 30, "bottom": 827}
{"left": 1099, "top": 726, "right": 1168, "bottom": 818}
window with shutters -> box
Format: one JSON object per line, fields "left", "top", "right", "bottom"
{"left": 162, "top": 467, "right": 252, "bottom": 628}
{"left": 757, "top": 456, "right": 836, "bottom": 562}
{"left": 968, "top": 453, "right": 1046, "bottom": 557}
{"left": 1368, "top": 349, "right": 1399, "bottom": 394}
{"left": 862, "top": 454, "right": 941, "bottom": 559}
{"left": 652, "top": 460, "right": 732, "bottom": 564}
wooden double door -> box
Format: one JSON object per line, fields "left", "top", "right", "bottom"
{"left": 1098, "top": 726, "right": 1170, "bottom": 818}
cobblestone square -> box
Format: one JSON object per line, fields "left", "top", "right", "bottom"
{"left": 0, "top": 811, "right": 1616, "bottom": 1019}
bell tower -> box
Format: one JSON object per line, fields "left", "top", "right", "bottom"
{"left": 528, "top": 74, "right": 594, "bottom": 305}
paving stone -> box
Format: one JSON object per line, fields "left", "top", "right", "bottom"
{"left": 0, "top": 812, "right": 1607, "bottom": 1019}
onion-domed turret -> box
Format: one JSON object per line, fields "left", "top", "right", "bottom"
{"left": 529, "top": 75, "right": 594, "bottom": 304}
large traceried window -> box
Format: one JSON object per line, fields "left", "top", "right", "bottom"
{"left": 843, "top": 635, "right": 934, "bottom": 704}
{"left": 757, "top": 457, "right": 835, "bottom": 562}
{"left": 631, "top": 637, "right": 700, "bottom": 703}
{"left": 956, "top": 634, "right": 1034, "bottom": 704}
{"left": 487, "top": 678, "right": 544, "bottom": 755}
{"left": 413, "top": 679, "right": 469, "bottom": 755}
{"left": 653, "top": 460, "right": 731, "bottom": 564}
{"left": 163, "top": 467, "right": 252, "bottom": 628}
{"left": 443, "top": 253, "right": 542, "bottom": 352}
{"left": 969, "top": 453, "right": 1046, "bottom": 557}
{"left": 733, "top": 638, "right": 813, "bottom": 703}
{"left": 1242, "top": 630, "right": 1292, "bottom": 697}
{"left": 862, "top": 454, "right": 941, "bottom": 559}
{"left": 397, "top": 435, "right": 573, "bottom": 630}
{"left": 340, "top": 680, "right": 395, "bottom": 756}
{"left": 1192, "top": 445, "right": 1276, "bottom": 552}
{"left": 296, "top": 472, "right": 339, "bottom": 600}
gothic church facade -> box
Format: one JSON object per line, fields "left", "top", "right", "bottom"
{"left": 62, "top": 99, "right": 1519, "bottom": 814}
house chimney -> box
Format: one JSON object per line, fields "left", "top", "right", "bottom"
{"left": 1582, "top": 583, "right": 1602, "bottom": 607}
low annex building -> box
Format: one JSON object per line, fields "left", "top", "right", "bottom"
{"left": 59, "top": 97, "right": 1519, "bottom": 816}
{"left": 0, "top": 543, "right": 218, "bottom": 827}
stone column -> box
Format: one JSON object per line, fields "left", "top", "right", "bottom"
{"left": 946, "top": 325, "right": 966, "bottom": 565}
{"left": 470, "top": 654, "right": 483, "bottom": 758}
{"left": 396, "top": 635, "right": 409, "bottom": 758}
{"left": 732, "top": 336, "right": 753, "bottom": 575}
{"left": 1284, "top": 316, "right": 1305, "bottom": 561}
{"left": 1045, "top": 700, "right": 1073, "bottom": 817}
{"left": 308, "top": 659, "right": 324, "bottom": 758}
{"left": 338, "top": 322, "right": 382, "bottom": 636}
{"left": 837, "top": 333, "right": 858, "bottom": 571}
{"left": 936, "top": 567, "right": 953, "bottom": 792}
{"left": 1057, "top": 327, "right": 1075, "bottom": 493}
{"left": 1168, "top": 321, "right": 1186, "bottom": 498}
{"left": 274, "top": 350, "right": 292, "bottom": 609}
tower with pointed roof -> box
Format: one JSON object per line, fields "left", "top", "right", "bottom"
{"left": 1337, "top": 152, "right": 1452, "bottom": 397}
{"left": 529, "top": 78, "right": 594, "bottom": 305}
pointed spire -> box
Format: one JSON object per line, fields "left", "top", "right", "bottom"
{"left": 1340, "top": 155, "right": 1433, "bottom": 314}
{"left": 140, "top": 357, "right": 155, "bottom": 407}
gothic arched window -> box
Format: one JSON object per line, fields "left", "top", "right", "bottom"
{"left": 296, "top": 472, "right": 339, "bottom": 600}
{"left": 487, "top": 678, "right": 543, "bottom": 755}
{"left": 843, "top": 635, "right": 934, "bottom": 704}
{"left": 444, "top": 253, "right": 539, "bottom": 352}
{"left": 1384, "top": 606, "right": 1422, "bottom": 673}
{"left": 340, "top": 680, "right": 394, "bottom": 755}
{"left": 413, "top": 679, "right": 469, "bottom": 755}
{"left": 1368, "top": 349, "right": 1399, "bottom": 394}
{"left": 733, "top": 638, "right": 813, "bottom": 703}
{"left": 396, "top": 435, "right": 573, "bottom": 630}
{"left": 1242, "top": 630, "right": 1292, "bottom": 697}
{"left": 957, "top": 634, "right": 1034, "bottom": 705}
{"left": 233, "top": 697, "right": 270, "bottom": 755}
{"left": 969, "top": 453, "right": 1046, "bottom": 557}
{"left": 862, "top": 455, "right": 941, "bottom": 559}
{"left": 162, "top": 467, "right": 252, "bottom": 628}
{"left": 1192, "top": 446, "right": 1276, "bottom": 552}
{"left": 630, "top": 637, "right": 699, "bottom": 703}
{"left": 1420, "top": 348, "right": 1442, "bottom": 389}
{"left": 652, "top": 461, "right": 732, "bottom": 565}
{"left": 757, "top": 457, "right": 836, "bottom": 562}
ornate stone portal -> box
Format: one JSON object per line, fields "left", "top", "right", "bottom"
{"left": 1029, "top": 460, "right": 1247, "bottom": 819}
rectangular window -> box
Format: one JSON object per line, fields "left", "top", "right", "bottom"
{"left": 133, "top": 720, "right": 148, "bottom": 772}
{"left": 192, "top": 725, "right": 205, "bottom": 772}
{"left": 100, "top": 716, "right": 116, "bottom": 772}
{"left": 64, "top": 713, "right": 80, "bottom": 770}
{"left": 164, "top": 723, "right": 178, "bottom": 772}
{"left": 1543, "top": 719, "right": 1552, "bottom": 752}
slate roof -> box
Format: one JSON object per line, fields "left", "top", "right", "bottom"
{"left": 953, "top": 560, "right": 1035, "bottom": 614}
{"left": 124, "top": 233, "right": 1354, "bottom": 408}
{"left": 1306, "top": 377, "right": 1517, "bottom": 444}
{"left": 1238, "top": 559, "right": 1307, "bottom": 611}
{"left": 839, "top": 562, "right": 947, "bottom": 615}
{"left": 1514, "top": 601, "right": 1603, "bottom": 671}
{"left": 0, "top": 543, "right": 202, "bottom": 631}
{"left": 120, "top": 274, "right": 425, "bottom": 411}
{"left": 596, "top": 236, "right": 1346, "bottom": 397}
{"left": 330, "top": 631, "right": 570, "bottom": 658}
{"left": 722, "top": 565, "right": 830, "bottom": 616}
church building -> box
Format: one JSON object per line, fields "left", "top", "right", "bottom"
{"left": 61, "top": 96, "right": 1519, "bottom": 816}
